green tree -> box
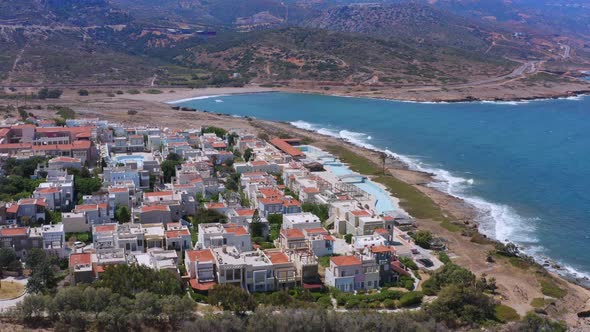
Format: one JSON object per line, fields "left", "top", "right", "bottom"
{"left": 75, "top": 177, "right": 102, "bottom": 196}
{"left": 0, "top": 248, "right": 19, "bottom": 277}
{"left": 244, "top": 148, "right": 253, "bottom": 162}
{"left": 15, "top": 293, "right": 47, "bottom": 321}
{"left": 161, "top": 295, "right": 195, "bottom": 328}
{"left": 427, "top": 284, "right": 497, "bottom": 328}
{"left": 95, "top": 264, "right": 183, "bottom": 298}
{"left": 115, "top": 205, "right": 131, "bottom": 224}
{"left": 250, "top": 209, "right": 264, "bottom": 238}
{"left": 26, "top": 248, "right": 47, "bottom": 270}
{"left": 421, "top": 263, "right": 476, "bottom": 296}
{"left": 399, "top": 291, "right": 423, "bottom": 307}
{"left": 301, "top": 203, "right": 329, "bottom": 222}
{"left": 202, "top": 126, "right": 227, "bottom": 138}
{"left": 193, "top": 208, "right": 227, "bottom": 224}
{"left": 27, "top": 261, "right": 57, "bottom": 294}
{"left": 161, "top": 154, "right": 183, "bottom": 182}
{"left": 208, "top": 284, "right": 256, "bottom": 315}
{"left": 513, "top": 313, "right": 567, "bottom": 332}
{"left": 344, "top": 234, "right": 353, "bottom": 244}
{"left": 414, "top": 230, "right": 433, "bottom": 249}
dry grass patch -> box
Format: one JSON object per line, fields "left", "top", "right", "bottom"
{"left": 0, "top": 280, "right": 25, "bottom": 299}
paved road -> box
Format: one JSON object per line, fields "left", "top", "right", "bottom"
{"left": 561, "top": 44, "right": 571, "bottom": 59}
{"left": 0, "top": 277, "right": 28, "bottom": 312}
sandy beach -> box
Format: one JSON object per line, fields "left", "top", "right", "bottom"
{"left": 8, "top": 87, "right": 590, "bottom": 328}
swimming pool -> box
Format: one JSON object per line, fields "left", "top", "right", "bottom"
{"left": 325, "top": 164, "right": 396, "bottom": 214}
{"left": 115, "top": 155, "right": 145, "bottom": 167}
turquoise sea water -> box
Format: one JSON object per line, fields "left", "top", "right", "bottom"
{"left": 175, "top": 92, "right": 590, "bottom": 281}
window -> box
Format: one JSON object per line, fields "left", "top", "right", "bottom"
{"left": 368, "top": 281, "right": 372, "bottom": 287}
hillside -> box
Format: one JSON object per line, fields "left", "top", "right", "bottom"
{"left": 0, "top": 0, "right": 588, "bottom": 88}
{"left": 306, "top": 3, "right": 491, "bottom": 52}
{"left": 179, "top": 27, "right": 515, "bottom": 87}
{"left": 0, "top": 0, "right": 130, "bottom": 25}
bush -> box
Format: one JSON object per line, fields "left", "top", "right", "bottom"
{"left": 438, "top": 252, "right": 451, "bottom": 264}
{"left": 495, "top": 304, "right": 520, "bottom": 322}
{"left": 510, "top": 313, "right": 567, "bottom": 332}
{"left": 208, "top": 284, "right": 256, "bottom": 314}
{"left": 414, "top": 230, "right": 433, "bottom": 249}
{"left": 399, "top": 256, "right": 418, "bottom": 271}
{"left": 78, "top": 89, "right": 89, "bottom": 96}
{"left": 344, "top": 234, "right": 353, "bottom": 244}
{"left": 427, "top": 284, "right": 497, "bottom": 328}
{"left": 383, "top": 299, "right": 397, "bottom": 309}
{"left": 399, "top": 291, "right": 423, "bottom": 307}
{"left": 37, "top": 88, "right": 62, "bottom": 99}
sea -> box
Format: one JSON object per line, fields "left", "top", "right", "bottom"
{"left": 174, "top": 92, "right": 590, "bottom": 283}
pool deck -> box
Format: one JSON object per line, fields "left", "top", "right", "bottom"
{"left": 300, "top": 145, "right": 404, "bottom": 216}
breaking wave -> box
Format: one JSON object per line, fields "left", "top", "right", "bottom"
{"left": 166, "top": 94, "right": 227, "bottom": 104}
{"left": 288, "top": 119, "right": 590, "bottom": 281}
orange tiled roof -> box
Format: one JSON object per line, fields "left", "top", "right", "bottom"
{"left": 304, "top": 187, "right": 320, "bottom": 194}
{"left": 165, "top": 229, "right": 190, "bottom": 238}
{"left": 186, "top": 249, "right": 214, "bottom": 262}
{"left": 270, "top": 138, "right": 305, "bottom": 157}
{"left": 35, "top": 187, "right": 60, "bottom": 194}
{"left": 144, "top": 191, "right": 173, "bottom": 198}
{"left": 223, "top": 225, "right": 249, "bottom": 236}
{"left": 304, "top": 227, "right": 328, "bottom": 235}
{"left": 331, "top": 255, "right": 361, "bottom": 267}
{"left": 351, "top": 210, "right": 370, "bottom": 217}
{"left": 282, "top": 199, "right": 301, "bottom": 207}
{"left": 94, "top": 224, "right": 117, "bottom": 233}
{"left": 75, "top": 204, "right": 98, "bottom": 211}
{"left": 189, "top": 278, "right": 216, "bottom": 291}
{"left": 141, "top": 205, "right": 170, "bottom": 212}
{"left": 6, "top": 204, "right": 18, "bottom": 213}
{"left": 265, "top": 251, "right": 290, "bottom": 264}
{"left": 206, "top": 202, "right": 226, "bottom": 209}
{"left": 259, "top": 197, "right": 283, "bottom": 205}
{"left": 370, "top": 245, "right": 395, "bottom": 254}
{"left": 235, "top": 209, "right": 255, "bottom": 217}
{"left": 281, "top": 228, "right": 305, "bottom": 239}
{"left": 70, "top": 253, "right": 92, "bottom": 267}
{"left": 0, "top": 227, "right": 28, "bottom": 237}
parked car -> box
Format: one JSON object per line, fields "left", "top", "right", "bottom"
{"left": 417, "top": 258, "right": 434, "bottom": 267}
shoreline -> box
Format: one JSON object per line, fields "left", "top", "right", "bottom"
{"left": 168, "top": 89, "right": 590, "bottom": 289}
{"left": 159, "top": 85, "right": 590, "bottom": 105}
{"left": 276, "top": 87, "right": 590, "bottom": 104}
{"left": 26, "top": 88, "right": 590, "bottom": 326}
{"left": 281, "top": 118, "right": 590, "bottom": 287}
{"left": 245, "top": 116, "right": 590, "bottom": 326}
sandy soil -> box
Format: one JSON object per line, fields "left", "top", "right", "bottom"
{"left": 6, "top": 89, "right": 590, "bottom": 328}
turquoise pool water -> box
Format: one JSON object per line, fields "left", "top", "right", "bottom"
{"left": 325, "top": 164, "right": 396, "bottom": 214}
{"left": 115, "top": 155, "right": 145, "bottom": 167}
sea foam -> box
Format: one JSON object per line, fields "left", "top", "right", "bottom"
{"left": 290, "top": 119, "right": 548, "bottom": 265}
{"left": 166, "top": 94, "right": 227, "bottom": 104}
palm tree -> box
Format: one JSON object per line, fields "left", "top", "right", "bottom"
{"left": 380, "top": 152, "right": 387, "bottom": 175}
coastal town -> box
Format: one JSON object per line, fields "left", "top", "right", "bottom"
{"left": 0, "top": 88, "right": 586, "bottom": 331}
{"left": 0, "top": 111, "right": 450, "bottom": 309}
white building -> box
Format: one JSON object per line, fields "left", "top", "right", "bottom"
{"left": 282, "top": 212, "right": 322, "bottom": 230}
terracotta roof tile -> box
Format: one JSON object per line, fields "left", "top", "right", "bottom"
{"left": 331, "top": 255, "right": 362, "bottom": 267}
{"left": 0, "top": 227, "right": 28, "bottom": 237}
{"left": 186, "top": 249, "right": 214, "bottom": 262}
